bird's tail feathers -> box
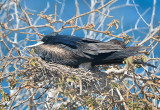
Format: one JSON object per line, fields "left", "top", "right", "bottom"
{"left": 104, "top": 46, "right": 148, "bottom": 61}
{"left": 133, "top": 60, "right": 157, "bottom": 68}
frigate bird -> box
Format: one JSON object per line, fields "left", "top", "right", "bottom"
{"left": 29, "top": 32, "right": 155, "bottom": 69}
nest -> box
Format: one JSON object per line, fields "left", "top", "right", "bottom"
{"left": 22, "top": 57, "right": 114, "bottom": 95}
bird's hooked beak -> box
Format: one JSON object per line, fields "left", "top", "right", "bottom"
{"left": 25, "top": 40, "right": 44, "bottom": 48}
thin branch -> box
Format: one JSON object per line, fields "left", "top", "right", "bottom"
{"left": 132, "top": 0, "right": 149, "bottom": 26}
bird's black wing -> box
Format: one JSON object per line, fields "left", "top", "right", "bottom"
{"left": 80, "top": 39, "right": 148, "bottom": 66}
{"left": 81, "top": 39, "right": 126, "bottom": 55}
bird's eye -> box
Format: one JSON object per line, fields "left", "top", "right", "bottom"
{"left": 42, "top": 37, "right": 48, "bottom": 42}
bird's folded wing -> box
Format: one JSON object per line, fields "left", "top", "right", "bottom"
{"left": 81, "top": 39, "right": 126, "bottom": 55}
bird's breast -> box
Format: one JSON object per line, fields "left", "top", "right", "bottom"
{"left": 35, "top": 44, "right": 84, "bottom": 67}
{"left": 37, "top": 44, "right": 76, "bottom": 58}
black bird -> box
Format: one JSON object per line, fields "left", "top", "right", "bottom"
{"left": 29, "top": 32, "right": 153, "bottom": 69}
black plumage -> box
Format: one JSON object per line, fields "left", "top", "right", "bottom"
{"left": 33, "top": 32, "right": 149, "bottom": 69}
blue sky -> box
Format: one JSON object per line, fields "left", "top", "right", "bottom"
{"left": 19, "top": 0, "right": 160, "bottom": 58}
{"left": 21, "top": 0, "right": 160, "bottom": 35}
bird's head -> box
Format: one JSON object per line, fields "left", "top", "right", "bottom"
{"left": 41, "top": 32, "right": 58, "bottom": 43}
{"left": 25, "top": 32, "right": 58, "bottom": 51}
